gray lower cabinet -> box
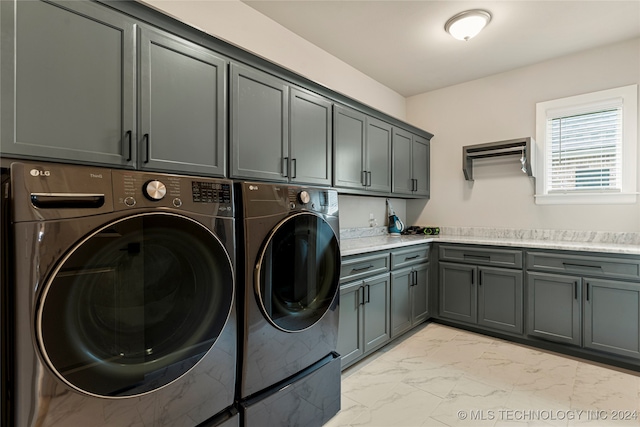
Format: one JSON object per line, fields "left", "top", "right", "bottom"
{"left": 438, "top": 245, "right": 524, "bottom": 335}
{"left": 334, "top": 105, "right": 392, "bottom": 193}
{"left": 230, "top": 63, "right": 333, "bottom": 185}
{"left": 391, "top": 263, "right": 429, "bottom": 338}
{"left": 583, "top": 278, "right": 640, "bottom": 359}
{"left": 1, "top": 0, "right": 136, "bottom": 167}
{"left": 337, "top": 272, "right": 391, "bottom": 369}
{"left": 390, "top": 245, "right": 431, "bottom": 338}
{"left": 392, "top": 128, "right": 430, "bottom": 197}
{"left": 526, "top": 271, "right": 582, "bottom": 346}
{"left": 527, "top": 253, "right": 640, "bottom": 360}
{"left": 138, "top": 26, "right": 227, "bottom": 176}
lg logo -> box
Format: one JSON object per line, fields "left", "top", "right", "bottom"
{"left": 30, "top": 169, "right": 50, "bottom": 177}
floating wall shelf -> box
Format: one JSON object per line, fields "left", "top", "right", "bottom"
{"left": 463, "top": 137, "right": 535, "bottom": 181}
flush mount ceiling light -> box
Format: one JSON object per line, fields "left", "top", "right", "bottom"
{"left": 445, "top": 9, "right": 492, "bottom": 41}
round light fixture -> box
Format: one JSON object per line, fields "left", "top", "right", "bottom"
{"left": 445, "top": 9, "right": 492, "bottom": 41}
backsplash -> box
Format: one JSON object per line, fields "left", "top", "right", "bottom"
{"left": 341, "top": 226, "right": 640, "bottom": 246}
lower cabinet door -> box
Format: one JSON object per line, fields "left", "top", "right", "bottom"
{"left": 478, "top": 266, "right": 523, "bottom": 334}
{"left": 337, "top": 280, "right": 364, "bottom": 368}
{"left": 439, "top": 262, "right": 476, "bottom": 324}
{"left": 390, "top": 268, "right": 412, "bottom": 338}
{"left": 363, "top": 273, "right": 391, "bottom": 353}
{"left": 583, "top": 278, "right": 640, "bottom": 359}
{"left": 412, "top": 263, "right": 430, "bottom": 325}
{"left": 527, "top": 271, "right": 582, "bottom": 346}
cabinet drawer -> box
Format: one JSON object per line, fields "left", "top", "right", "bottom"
{"left": 390, "top": 245, "right": 429, "bottom": 270}
{"left": 526, "top": 251, "right": 640, "bottom": 281}
{"left": 340, "top": 252, "right": 389, "bottom": 283}
{"left": 439, "top": 245, "right": 523, "bottom": 268}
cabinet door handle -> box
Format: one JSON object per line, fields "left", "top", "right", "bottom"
{"left": 291, "top": 158, "right": 297, "bottom": 179}
{"left": 125, "top": 130, "right": 132, "bottom": 161}
{"left": 412, "top": 179, "right": 417, "bottom": 192}
{"left": 574, "top": 281, "right": 578, "bottom": 300}
{"left": 471, "top": 269, "right": 475, "bottom": 285}
{"left": 352, "top": 264, "right": 374, "bottom": 272}
{"left": 586, "top": 282, "right": 590, "bottom": 301}
{"left": 143, "top": 133, "right": 150, "bottom": 163}
{"left": 359, "top": 286, "right": 365, "bottom": 306}
{"left": 413, "top": 270, "right": 418, "bottom": 286}
{"left": 367, "top": 171, "right": 372, "bottom": 187}
{"left": 282, "top": 157, "right": 289, "bottom": 177}
{"left": 365, "top": 284, "right": 371, "bottom": 303}
{"left": 478, "top": 270, "right": 482, "bottom": 286}
{"left": 405, "top": 255, "right": 421, "bottom": 261}
{"left": 361, "top": 170, "right": 367, "bottom": 186}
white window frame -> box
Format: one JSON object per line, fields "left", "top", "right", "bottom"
{"left": 535, "top": 84, "right": 638, "bottom": 205}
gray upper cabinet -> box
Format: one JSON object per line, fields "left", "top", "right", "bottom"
{"left": 333, "top": 106, "right": 366, "bottom": 189}
{"left": 334, "top": 105, "right": 392, "bottom": 193}
{"left": 289, "top": 88, "right": 332, "bottom": 186}
{"left": 138, "top": 27, "right": 227, "bottom": 176}
{"left": 230, "top": 62, "right": 289, "bottom": 182}
{"left": 230, "top": 63, "right": 333, "bottom": 185}
{"left": 392, "top": 128, "right": 430, "bottom": 197}
{"left": 1, "top": 0, "right": 136, "bottom": 167}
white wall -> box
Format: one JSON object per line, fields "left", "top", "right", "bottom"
{"left": 338, "top": 195, "right": 406, "bottom": 230}
{"left": 139, "top": 0, "right": 406, "bottom": 120}
{"left": 406, "top": 38, "right": 640, "bottom": 233}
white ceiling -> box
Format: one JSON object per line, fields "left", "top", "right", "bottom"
{"left": 242, "top": 1, "right": 640, "bottom": 97}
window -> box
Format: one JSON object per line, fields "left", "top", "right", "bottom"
{"left": 535, "top": 85, "right": 638, "bottom": 204}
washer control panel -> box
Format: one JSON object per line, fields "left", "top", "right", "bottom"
{"left": 112, "top": 170, "right": 233, "bottom": 216}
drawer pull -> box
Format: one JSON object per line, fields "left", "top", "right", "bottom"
{"left": 464, "top": 254, "right": 491, "bottom": 261}
{"left": 351, "top": 264, "right": 374, "bottom": 272}
{"left": 563, "top": 262, "right": 603, "bottom": 271}
{"left": 405, "top": 255, "right": 421, "bottom": 261}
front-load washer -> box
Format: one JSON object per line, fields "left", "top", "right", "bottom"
{"left": 3, "top": 161, "right": 238, "bottom": 427}
{"left": 237, "top": 182, "right": 341, "bottom": 427}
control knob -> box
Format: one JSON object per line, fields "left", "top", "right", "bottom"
{"left": 144, "top": 180, "right": 167, "bottom": 201}
{"left": 298, "top": 190, "right": 310, "bottom": 204}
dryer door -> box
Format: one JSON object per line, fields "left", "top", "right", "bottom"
{"left": 36, "top": 212, "right": 234, "bottom": 398}
{"left": 256, "top": 212, "right": 340, "bottom": 332}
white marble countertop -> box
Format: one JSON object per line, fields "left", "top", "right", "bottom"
{"left": 340, "top": 234, "right": 640, "bottom": 257}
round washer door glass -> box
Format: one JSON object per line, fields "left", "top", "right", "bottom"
{"left": 37, "top": 213, "right": 234, "bottom": 398}
{"left": 257, "top": 212, "right": 340, "bottom": 332}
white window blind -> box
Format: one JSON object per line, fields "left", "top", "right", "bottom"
{"left": 546, "top": 107, "right": 622, "bottom": 193}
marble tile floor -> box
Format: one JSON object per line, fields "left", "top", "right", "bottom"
{"left": 325, "top": 323, "right": 640, "bottom": 427}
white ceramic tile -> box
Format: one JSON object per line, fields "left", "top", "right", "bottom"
{"left": 333, "top": 323, "right": 640, "bottom": 427}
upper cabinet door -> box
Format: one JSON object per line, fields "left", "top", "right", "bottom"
{"left": 138, "top": 27, "right": 227, "bottom": 177}
{"left": 412, "top": 135, "right": 430, "bottom": 197}
{"left": 1, "top": 0, "right": 136, "bottom": 167}
{"left": 230, "top": 62, "right": 288, "bottom": 182}
{"left": 392, "top": 128, "right": 414, "bottom": 195}
{"left": 365, "top": 117, "right": 392, "bottom": 193}
{"left": 289, "top": 88, "right": 332, "bottom": 186}
{"left": 333, "top": 105, "right": 366, "bottom": 190}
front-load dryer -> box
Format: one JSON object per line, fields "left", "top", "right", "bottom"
{"left": 4, "top": 161, "right": 238, "bottom": 427}
{"left": 237, "top": 182, "right": 341, "bottom": 427}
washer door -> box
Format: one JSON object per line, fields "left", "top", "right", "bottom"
{"left": 36, "top": 213, "right": 234, "bottom": 398}
{"left": 256, "top": 212, "right": 340, "bottom": 332}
